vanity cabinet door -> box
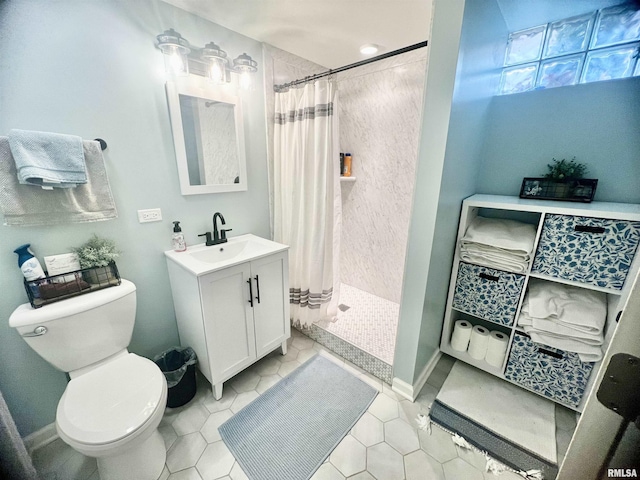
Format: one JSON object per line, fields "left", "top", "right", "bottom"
{"left": 199, "top": 263, "right": 256, "bottom": 383}
{"left": 251, "top": 252, "right": 290, "bottom": 358}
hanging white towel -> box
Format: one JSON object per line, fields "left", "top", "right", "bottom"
{"left": 8, "top": 129, "right": 87, "bottom": 188}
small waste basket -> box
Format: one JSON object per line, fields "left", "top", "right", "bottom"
{"left": 154, "top": 347, "right": 198, "bottom": 408}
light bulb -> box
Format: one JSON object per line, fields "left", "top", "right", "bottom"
{"left": 164, "top": 45, "right": 188, "bottom": 76}
{"left": 208, "top": 58, "right": 225, "bottom": 84}
{"left": 240, "top": 71, "right": 251, "bottom": 90}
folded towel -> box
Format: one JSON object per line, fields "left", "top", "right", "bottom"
{"left": 519, "top": 307, "right": 603, "bottom": 345}
{"left": 525, "top": 330, "right": 602, "bottom": 362}
{"left": 459, "top": 250, "right": 529, "bottom": 273}
{"left": 8, "top": 129, "right": 87, "bottom": 189}
{"left": 527, "top": 280, "right": 606, "bottom": 334}
{"left": 462, "top": 216, "right": 537, "bottom": 255}
{"left": 0, "top": 137, "right": 118, "bottom": 226}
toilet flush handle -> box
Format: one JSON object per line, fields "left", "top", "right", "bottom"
{"left": 22, "top": 326, "right": 47, "bottom": 337}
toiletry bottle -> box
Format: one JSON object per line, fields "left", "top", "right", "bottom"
{"left": 340, "top": 153, "right": 345, "bottom": 176}
{"left": 343, "top": 153, "right": 352, "bottom": 177}
{"left": 172, "top": 221, "right": 187, "bottom": 252}
{"left": 14, "top": 244, "right": 46, "bottom": 299}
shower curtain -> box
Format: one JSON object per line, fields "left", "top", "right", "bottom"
{"left": 273, "top": 79, "right": 341, "bottom": 328}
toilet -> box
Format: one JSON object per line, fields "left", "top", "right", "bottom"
{"left": 9, "top": 279, "right": 167, "bottom": 480}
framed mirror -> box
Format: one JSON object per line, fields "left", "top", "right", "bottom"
{"left": 165, "top": 77, "right": 247, "bottom": 194}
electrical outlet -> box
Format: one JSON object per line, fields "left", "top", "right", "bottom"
{"left": 137, "top": 208, "right": 162, "bottom": 223}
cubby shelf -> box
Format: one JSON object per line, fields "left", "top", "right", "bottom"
{"left": 440, "top": 194, "right": 640, "bottom": 412}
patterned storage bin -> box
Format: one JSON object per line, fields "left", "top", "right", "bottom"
{"left": 532, "top": 214, "right": 640, "bottom": 290}
{"left": 452, "top": 262, "right": 525, "bottom": 326}
{"left": 505, "top": 333, "right": 594, "bottom": 407}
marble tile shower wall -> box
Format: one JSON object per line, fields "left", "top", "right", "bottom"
{"left": 337, "top": 49, "right": 428, "bottom": 303}
{"left": 263, "top": 45, "right": 428, "bottom": 303}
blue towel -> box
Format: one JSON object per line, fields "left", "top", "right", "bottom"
{"left": 8, "top": 129, "right": 87, "bottom": 189}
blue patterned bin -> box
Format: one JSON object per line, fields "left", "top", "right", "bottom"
{"left": 452, "top": 262, "right": 525, "bottom": 326}
{"left": 532, "top": 214, "right": 640, "bottom": 290}
{"left": 505, "top": 333, "right": 594, "bottom": 407}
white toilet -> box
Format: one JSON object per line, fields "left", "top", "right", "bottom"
{"left": 9, "top": 279, "right": 168, "bottom": 480}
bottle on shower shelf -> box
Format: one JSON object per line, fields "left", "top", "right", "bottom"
{"left": 343, "top": 153, "right": 352, "bottom": 177}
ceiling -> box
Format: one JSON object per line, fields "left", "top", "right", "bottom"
{"left": 160, "top": 0, "right": 433, "bottom": 68}
{"left": 160, "top": 0, "right": 626, "bottom": 68}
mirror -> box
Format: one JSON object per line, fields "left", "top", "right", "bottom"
{"left": 165, "top": 77, "right": 247, "bottom": 194}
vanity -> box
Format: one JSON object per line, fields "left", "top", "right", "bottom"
{"left": 165, "top": 234, "right": 290, "bottom": 399}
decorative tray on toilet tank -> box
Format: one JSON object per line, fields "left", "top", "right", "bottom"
{"left": 24, "top": 262, "right": 121, "bottom": 308}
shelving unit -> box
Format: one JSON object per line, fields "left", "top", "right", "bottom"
{"left": 440, "top": 194, "right": 640, "bottom": 412}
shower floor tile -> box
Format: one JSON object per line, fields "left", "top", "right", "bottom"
{"left": 317, "top": 283, "right": 399, "bottom": 364}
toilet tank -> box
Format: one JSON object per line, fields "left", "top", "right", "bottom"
{"left": 9, "top": 279, "right": 137, "bottom": 373}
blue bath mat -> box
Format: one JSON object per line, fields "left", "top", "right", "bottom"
{"left": 219, "top": 354, "right": 378, "bottom": 480}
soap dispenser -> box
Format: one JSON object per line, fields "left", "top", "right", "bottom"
{"left": 172, "top": 221, "right": 187, "bottom": 252}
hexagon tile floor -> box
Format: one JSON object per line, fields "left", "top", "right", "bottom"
{"left": 31, "top": 329, "right": 577, "bottom": 480}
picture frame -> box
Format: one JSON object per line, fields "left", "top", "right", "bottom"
{"left": 519, "top": 178, "right": 598, "bottom": 203}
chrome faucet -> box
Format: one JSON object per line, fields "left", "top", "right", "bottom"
{"left": 199, "top": 212, "right": 232, "bottom": 246}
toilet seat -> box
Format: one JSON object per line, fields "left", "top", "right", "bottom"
{"left": 57, "top": 353, "right": 166, "bottom": 446}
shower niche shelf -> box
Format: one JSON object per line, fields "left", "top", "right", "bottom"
{"left": 340, "top": 176, "right": 356, "bottom": 183}
{"left": 440, "top": 194, "right": 640, "bottom": 411}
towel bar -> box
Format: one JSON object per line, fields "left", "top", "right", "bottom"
{"left": 94, "top": 138, "right": 107, "bottom": 150}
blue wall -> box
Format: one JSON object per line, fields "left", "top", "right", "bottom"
{"left": 413, "top": 0, "right": 507, "bottom": 383}
{"left": 478, "top": 77, "right": 640, "bottom": 204}
{"left": 0, "top": 0, "right": 270, "bottom": 436}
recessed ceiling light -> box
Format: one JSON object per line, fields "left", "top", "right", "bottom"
{"left": 360, "top": 44, "right": 379, "bottom": 55}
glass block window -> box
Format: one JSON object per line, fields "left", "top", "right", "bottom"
{"left": 538, "top": 55, "right": 584, "bottom": 88}
{"left": 499, "top": 3, "right": 640, "bottom": 95}
{"left": 543, "top": 13, "right": 595, "bottom": 58}
{"left": 505, "top": 26, "right": 546, "bottom": 65}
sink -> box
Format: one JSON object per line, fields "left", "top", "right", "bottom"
{"left": 165, "top": 234, "right": 288, "bottom": 275}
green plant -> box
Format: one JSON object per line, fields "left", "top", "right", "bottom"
{"left": 544, "top": 157, "right": 588, "bottom": 180}
{"left": 72, "top": 234, "right": 120, "bottom": 269}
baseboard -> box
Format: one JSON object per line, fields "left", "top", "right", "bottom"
{"left": 391, "top": 349, "right": 442, "bottom": 401}
{"left": 24, "top": 422, "right": 58, "bottom": 453}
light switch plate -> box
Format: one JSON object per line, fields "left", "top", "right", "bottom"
{"left": 138, "top": 208, "right": 162, "bottom": 223}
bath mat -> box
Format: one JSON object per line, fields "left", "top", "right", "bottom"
{"left": 219, "top": 354, "right": 377, "bottom": 480}
{"left": 430, "top": 362, "right": 558, "bottom": 478}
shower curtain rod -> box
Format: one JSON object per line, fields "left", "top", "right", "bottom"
{"left": 274, "top": 40, "right": 428, "bottom": 90}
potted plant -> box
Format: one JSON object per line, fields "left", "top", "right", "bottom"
{"left": 544, "top": 157, "right": 587, "bottom": 181}
{"left": 520, "top": 157, "right": 597, "bottom": 202}
{"left": 72, "top": 234, "right": 120, "bottom": 284}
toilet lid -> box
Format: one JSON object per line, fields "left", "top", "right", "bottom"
{"left": 57, "top": 354, "right": 166, "bottom": 445}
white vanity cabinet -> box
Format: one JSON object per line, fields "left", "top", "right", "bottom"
{"left": 165, "top": 235, "right": 290, "bottom": 400}
{"left": 440, "top": 195, "right": 640, "bottom": 411}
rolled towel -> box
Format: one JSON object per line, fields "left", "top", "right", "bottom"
{"left": 8, "top": 129, "right": 87, "bottom": 189}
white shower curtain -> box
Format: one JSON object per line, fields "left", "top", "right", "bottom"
{"left": 273, "top": 79, "right": 341, "bottom": 328}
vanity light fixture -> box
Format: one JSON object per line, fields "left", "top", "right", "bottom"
{"left": 156, "top": 29, "right": 191, "bottom": 76}
{"left": 156, "top": 29, "right": 258, "bottom": 88}
{"left": 360, "top": 44, "right": 379, "bottom": 55}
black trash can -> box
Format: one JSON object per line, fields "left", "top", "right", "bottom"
{"left": 154, "top": 347, "right": 198, "bottom": 408}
